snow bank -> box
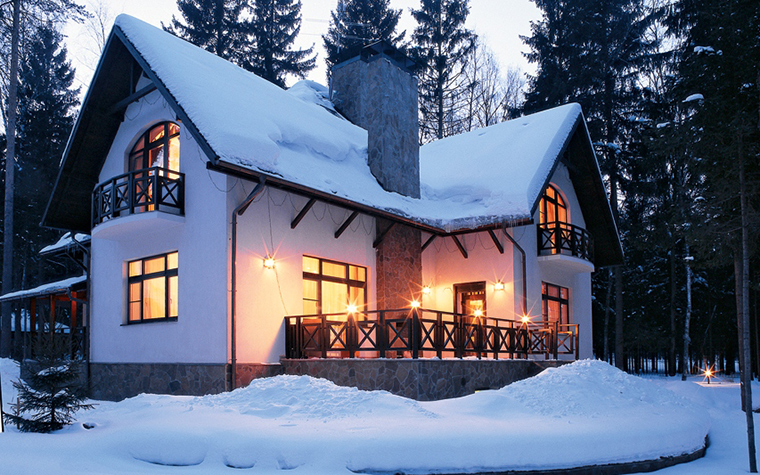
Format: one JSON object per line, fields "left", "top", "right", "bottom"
{"left": 1, "top": 358, "right": 20, "bottom": 415}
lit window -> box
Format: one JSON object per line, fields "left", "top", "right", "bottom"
{"left": 302, "top": 256, "right": 366, "bottom": 315}
{"left": 129, "top": 122, "right": 180, "bottom": 173}
{"left": 127, "top": 251, "right": 178, "bottom": 323}
{"left": 539, "top": 184, "right": 567, "bottom": 225}
{"left": 542, "top": 282, "right": 569, "bottom": 325}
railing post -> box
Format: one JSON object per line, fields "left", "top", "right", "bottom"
{"left": 553, "top": 321, "right": 559, "bottom": 360}
{"left": 436, "top": 312, "right": 443, "bottom": 359}
{"left": 493, "top": 321, "right": 500, "bottom": 360}
{"left": 575, "top": 324, "right": 579, "bottom": 360}
{"left": 347, "top": 313, "right": 356, "bottom": 358}
{"left": 411, "top": 308, "right": 420, "bottom": 359}
{"left": 476, "top": 317, "right": 482, "bottom": 360}
{"left": 554, "top": 222, "right": 561, "bottom": 254}
{"left": 321, "top": 314, "right": 328, "bottom": 359}
{"left": 378, "top": 310, "right": 386, "bottom": 358}
{"left": 295, "top": 317, "right": 303, "bottom": 358}
{"left": 454, "top": 314, "right": 463, "bottom": 359}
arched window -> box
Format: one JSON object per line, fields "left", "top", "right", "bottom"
{"left": 129, "top": 122, "right": 180, "bottom": 173}
{"left": 539, "top": 184, "right": 567, "bottom": 225}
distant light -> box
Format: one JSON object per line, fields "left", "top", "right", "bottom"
{"left": 422, "top": 286, "right": 432, "bottom": 295}
{"left": 494, "top": 281, "right": 505, "bottom": 291}
{"left": 473, "top": 309, "right": 483, "bottom": 317}
{"left": 263, "top": 256, "right": 275, "bottom": 269}
{"left": 411, "top": 300, "right": 420, "bottom": 308}
{"left": 521, "top": 315, "right": 531, "bottom": 324}
{"left": 347, "top": 304, "right": 358, "bottom": 314}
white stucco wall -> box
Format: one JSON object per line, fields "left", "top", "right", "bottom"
{"left": 90, "top": 90, "right": 229, "bottom": 364}
{"left": 231, "top": 186, "right": 377, "bottom": 364}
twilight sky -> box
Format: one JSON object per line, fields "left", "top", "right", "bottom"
{"left": 63, "top": 0, "right": 541, "bottom": 93}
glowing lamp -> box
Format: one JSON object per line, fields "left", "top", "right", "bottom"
{"left": 411, "top": 300, "right": 421, "bottom": 308}
{"left": 494, "top": 281, "right": 505, "bottom": 291}
{"left": 521, "top": 315, "right": 531, "bottom": 324}
{"left": 422, "top": 286, "right": 432, "bottom": 295}
{"left": 347, "top": 304, "right": 358, "bottom": 314}
{"left": 473, "top": 309, "right": 483, "bottom": 317}
{"left": 263, "top": 256, "right": 275, "bottom": 269}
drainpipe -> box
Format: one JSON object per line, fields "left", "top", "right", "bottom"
{"left": 69, "top": 234, "right": 91, "bottom": 386}
{"left": 502, "top": 224, "right": 528, "bottom": 316}
{"left": 230, "top": 178, "right": 267, "bottom": 391}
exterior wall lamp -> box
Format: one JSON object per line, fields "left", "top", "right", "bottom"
{"left": 494, "top": 281, "right": 505, "bottom": 291}
{"left": 263, "top": 256, "right": 275, "bottom": 269}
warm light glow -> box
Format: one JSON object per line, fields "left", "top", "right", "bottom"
{"left": 521, "top": 315, "right": 531, "bottom": 324}
{"left": 347, "top": 304, "right": 358, "bottom": 314}
{"left": 494, "top": 281, "right": 505, "bottom": 291}
{"left": 263, "top": 256, "right": 275, "bottom": 269}
{"left": 473, "top": 309, "right": 483, "bottom": 317}
{"left": 422, "top": 286, "right": 432, "bottom": 295}
{"left": 411, "top": 300, "right": 421, "bottom": 308}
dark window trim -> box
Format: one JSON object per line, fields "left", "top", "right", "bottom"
{"left": 542, "top": 281, "right": 569, "bottom": 325}
{"left": 128, "top": 121, "right": 180, "bottom": 172}
{"left": 126, "top": 251, "right": 179, "bottom": 324}
{"left": 302, "top": 255, "right": 367, "bottom": 315}
{"left": 540, "top": 184, "right": 568, "bottom": 225}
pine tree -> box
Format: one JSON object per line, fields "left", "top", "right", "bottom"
{"left": 165, "top": 0, "right": 251, "bottom": 68}
{"left": 323, "top": 0, "right": 404, "bottom": 69}
{"left": 14, "top": 25, "right": 80, "bottom": 289}
{"left": 247, "top": 0, "right": 315, "bottom": 87}
{"left": 3, "top": 342, "right": 93, "bottom": 432}
{"left": 522, "top": 0, "right": 658, "bottom": 370}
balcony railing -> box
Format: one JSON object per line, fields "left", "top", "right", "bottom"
{"left": 537, "top": 221, "right": 594, "bottom": 262}
{"left": 92, "top": 167, "right": 185, "bottom": 227}
{"left": 285, "top": 308, "right": 579, "bottom": 360}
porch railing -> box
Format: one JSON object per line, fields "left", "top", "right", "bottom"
{"left": 285, "top": 308, "right": 579, "bottom": 360}
{"left": 537, "top": 221, "right": 594, "bottom": 262}
{"left": 92, "top": 167, "right": 185, "bottom": 227}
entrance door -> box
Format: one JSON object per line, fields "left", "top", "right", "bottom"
{"left": 455, "top": 282, "right": 486, "bottom": 316}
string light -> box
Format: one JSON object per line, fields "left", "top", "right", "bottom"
{"left": 422, "top": 286, "right": 432, "bottom": 295}
{"left": 411, "top": 300, "right": 421, "bottom": 308}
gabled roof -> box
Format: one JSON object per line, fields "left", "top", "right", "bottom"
{"left": 44, "top": 15, "right": 622, "bottom": 266}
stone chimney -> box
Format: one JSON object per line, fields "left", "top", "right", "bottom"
{"left": 330, "top": 41, "right": 420, "bottom": 198}
{"left": 330, "top": 42, "right": 423, "bottom": 310}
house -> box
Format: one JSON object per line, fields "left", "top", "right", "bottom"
{"left": 41, "top": 15, "right": 622, "bottom": 401}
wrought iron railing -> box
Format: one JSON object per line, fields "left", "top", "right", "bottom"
{"left": 537, "top": 221, "right": 594, "bottom": 262}
{"left": 285, "top": 308, "right": 579, "bottom": 360}
{"left": 92, "top": 167, "right": 184, "bottom": 227}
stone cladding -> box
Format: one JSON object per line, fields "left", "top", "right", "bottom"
{"left": 235, "top": 362, "right": 284, "bottom": 388}
{"left": 376, "top": 220, "right": 423, "bottom": 309}
{"left": 88, "top": 363, "right": 227, "bottom": 401}
{"left": 282, "top": 358, "right": 568, "bottom": 401}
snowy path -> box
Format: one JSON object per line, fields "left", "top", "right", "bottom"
{"left": 0, "top": 359, "right": 752, "bottom": 474}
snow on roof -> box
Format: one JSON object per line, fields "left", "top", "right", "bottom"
{"left": 0, "top": 275, "right": 86, "bottom": 302}
{"left": 39, "top": 232, "right": 91, "bottom": 255}
{"left": 114, "top": 15, "right": 584, "bottom": 231}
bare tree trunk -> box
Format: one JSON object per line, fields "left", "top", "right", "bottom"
{"left": 738, "top": 139, "right": 757, "bottom": 473}
{"left": 603, "top": 268, "right": 613, "bottom": 362}
{"left": 670, "top": 250, "right": 677, "bottom": 376}
{"left": 1, "top": 0, "right": 21, "bottom": 358}
{"left": 682, "top": 244, "right": 693, "bottom": 381}
{"left": 615, "top": 266, "right": 624, "bottom": 370}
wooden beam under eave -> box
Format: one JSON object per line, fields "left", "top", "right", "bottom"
{"left": 334, "top": 210, "right": 359, "bottom": 239}
{"left": 373, "top": 222, "right": 396, "bottom": 248}
{"left": 451, "top": 235, "right": 468, "bottom": 259}
{"left": 108, "top": 83, "right": 157, "bottom": 116}
{"left": 421, "top": 234, "right": 436, "bottom": 252}
{"left": 488, "top": 229, "right": 505, "bottom": 254}
{"left": 291, "top": 198, "right": 316, "bottom": 229}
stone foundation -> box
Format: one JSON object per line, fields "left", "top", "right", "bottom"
{"left": 282, "top": 358, "right": 568, "bottom": 401}
{"left": 88, "top": 363, "right": 227, "bottom": 401}
{"left": 235, "top": 362, "right": 284, "bottom": 388}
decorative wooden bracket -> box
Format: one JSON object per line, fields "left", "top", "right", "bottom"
{"left": 291, "top": 198, "right": 316, "bottom": 229}
{"left": 488, "top": 229, "right": 505, "bottom": 254}
{"left": 421, "top": 234, "right": 437, "bottom": 252}
{"left": 373, "top": 222, "right": 396, "bottom": 248}
{"left": 109, "top": 83, "right": 158, "bottom": 116}
{"left": 451, "top": 235, "right": 468, "bottom": 259}
{"left": 335, "top": 211, "right": 359, "bottom": 239}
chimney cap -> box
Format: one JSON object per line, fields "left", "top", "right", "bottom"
{"left": 334, "top": 40, "right": 417, "bottom": 74}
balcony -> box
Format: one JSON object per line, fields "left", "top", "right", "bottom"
{"left": 285, "top": 308, "right": 579, "bottom": 360}
{"left": 537, "top": 221, "right": 594, "bottom": 263}
{"left": 92, "top": 167, "right": 184, "bottom": 228}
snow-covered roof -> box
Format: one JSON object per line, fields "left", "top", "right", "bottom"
{"left": 113, "top": 15, "right": 585, "bottom": 232}
{"left": 0, "top": 275, "right": 87, "bottom": 302}
{"left": 39, "top": 232, "right": 91, "bottom": 255}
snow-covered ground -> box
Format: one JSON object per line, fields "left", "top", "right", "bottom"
{"left": 0, "top": 358, "right": 755, "bottom": 474}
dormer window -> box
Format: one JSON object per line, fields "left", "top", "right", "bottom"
{"left": 539, "top": 184, "right": 567, "bottom": 225}
{"left": 129, "top": 122, "right": 180, "bottom": 173}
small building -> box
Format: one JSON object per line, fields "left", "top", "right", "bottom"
{"left": 41, "top": 15, "right": 622, "bottom": 401}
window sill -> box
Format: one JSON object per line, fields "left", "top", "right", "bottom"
{"left": 121, "top": 317, "right": 178, "bottom": 326}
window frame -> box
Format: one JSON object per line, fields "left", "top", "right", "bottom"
{"left": 539, "top": 184, "right": 568, "bottom": 225}
{"left": 541, "top": 282, "right": 569, "bottom": 325}
{"left": 128, "top": 121, "right": 181, "bottom": 173}
{"left": 302, "top": 255, "right": 367, "bottom": 315}
{"left": 126, "top": 251, "right": 179, "bottom": 324}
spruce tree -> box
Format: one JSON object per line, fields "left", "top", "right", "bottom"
{"left": 14, "top": 24, "right": 79, "bottom": 289}
{"left": 247, "top": 0, "right": 315, "bottom": 87}
{"left": 4, "top": 342, "right": 93, "bottom": 432}
{"left": 165, "top": 0, "right": 251, "bottom": 68}
{"left": 323, "top": 0, "right": 404, "bottom": 69}
{"left": 410, "top": 0, "right": 476, "bottom": 142}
